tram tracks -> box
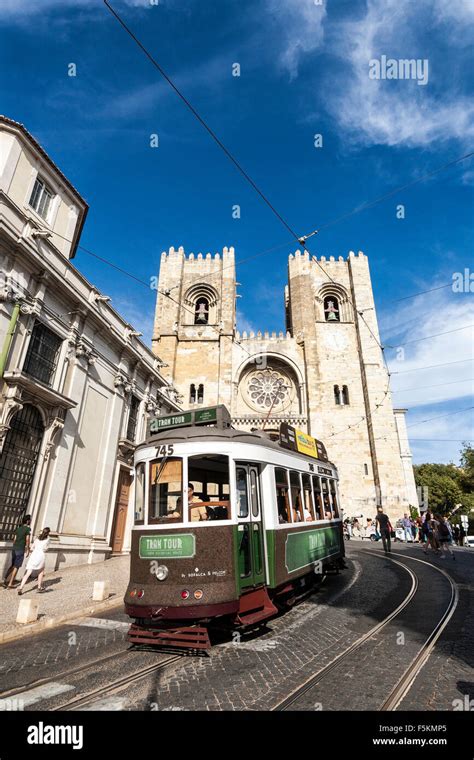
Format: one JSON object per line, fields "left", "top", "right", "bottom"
{"left": 54, "top": 654, "right": 182, "bottom": 711}
{"left": 0, "top": 644, "right": 183, "bottom": 712}
{"left": 272, "top": 551, "right": 459, "bottom": 712}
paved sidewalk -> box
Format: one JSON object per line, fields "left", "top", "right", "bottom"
{"left": 0, "top": 555, "right": 129, "bottom": 643}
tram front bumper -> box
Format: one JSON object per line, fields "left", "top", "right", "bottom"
{"left": 125, "top": 599, "right": 239, "bottom": 621}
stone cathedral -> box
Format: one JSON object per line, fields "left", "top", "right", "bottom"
{"left": 152, "top": 245, "right": 418, "bottom": 520}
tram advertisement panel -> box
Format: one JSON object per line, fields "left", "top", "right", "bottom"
{"left": 279, "top": 423, "right": 328, "bottom": 462}
{"left": 284, "top": 526, "right": 341, "bottom": 573}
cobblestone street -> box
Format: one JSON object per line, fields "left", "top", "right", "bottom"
{"left": 0, "top": 542, "right": 472, "bottom": 713}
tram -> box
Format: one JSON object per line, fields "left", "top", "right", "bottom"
{"left": 125, "top": 406, "right": 345, "bottom": 649}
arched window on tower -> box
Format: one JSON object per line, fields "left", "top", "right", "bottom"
{"left": 324, "top": 296, "right": 340, "bottom": 322}
{"left": 342, "top": 385, "right": 350, "bottom": 405}
{"left": 334, "top": 385, "right": 341, "bottom": 405}
{"left": 190, "top": 384, "right": 196, "bottom": 403}
{"left": 197, "top": 384, "right": 204, "bottom": 404}
{"left": 194, "top": 297, "right": 209, "bottom": 325}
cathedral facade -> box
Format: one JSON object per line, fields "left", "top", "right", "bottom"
{"left": 152, "top": 245, "right": 418, "bottom": 521}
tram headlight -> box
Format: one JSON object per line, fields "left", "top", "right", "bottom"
{"left": 155, "top": 564, "right": 169, "bottom": 581}
{"left": 194, "top": 589, "right": 203, "bottom": 600}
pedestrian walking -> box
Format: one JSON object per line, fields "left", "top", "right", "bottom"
{"left": 436, "top": 515, "right": 455, "bottom": 560}
{"left": 453, "top": 524, "right": 460, "bottom": 546}
{"left": 375, "top": 507, "right": 392, "bottom": 554}
{"left": 422, "top": 512, "right": 441, "bottom": 555}
{"left": 3, "top": 515, "right": 31, "bottom": 589}
{"left": 415, "top": 516, "right": 423, "bottom": 542}
{"left": 18, "top": 528, "right": 51, "bottom": 595}
{"left": 401, "top": 513, "right": 413, "bottom": 543}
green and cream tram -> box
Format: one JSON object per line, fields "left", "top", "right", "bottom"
{"left": 125, "top": 406, "right": 345, "bottom": 649}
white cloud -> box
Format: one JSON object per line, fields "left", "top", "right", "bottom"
{"left": 264, "top": 0, "right": 326, "bottom": 79}
{"left": 111, "top": 293, "right": 156, "bottom": 346}
{"left": 383, "top": 285, "right": 474, "bottom": 410}
{"left": 0, "top": 0, "right": 152, "bottom": 21}
{"left": 405, "top": 407, "right": 473, "bottom": 465}
{"left": 236, "top": 311, "right": 257, "bottom": 334}
{"left": 378, "top": 280, "right": 473, "bottom": 465}
{"left": 323, "top": 0, "right": 474, "bottom": 148}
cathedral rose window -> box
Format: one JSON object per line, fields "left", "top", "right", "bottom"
{"left": 247, "top": 369, "right": 290, "bottom": 409}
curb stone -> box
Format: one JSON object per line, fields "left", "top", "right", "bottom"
{"left": 0, "top": 596, "right": 124, "bottom": 645}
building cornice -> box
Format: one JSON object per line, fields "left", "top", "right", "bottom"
{"left": 0, "top": 116, "right": 89, "bottom": 258}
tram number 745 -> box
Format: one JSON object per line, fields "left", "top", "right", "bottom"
{"left": 156, "top": 444, "right": 174, "bottom": 457}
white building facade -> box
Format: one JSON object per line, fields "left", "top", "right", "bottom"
{"left": 0, "top": 115, "right": 180, "bottom": 571}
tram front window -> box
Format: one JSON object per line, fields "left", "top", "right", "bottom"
{"left": 149, "top": 458, "right": 182, "bottom": 523}
{"left": 188, "top": 454, "right": 230, "bottom": 521}
{"left": 134, "top": 462, "right": 145, "bottom": 525}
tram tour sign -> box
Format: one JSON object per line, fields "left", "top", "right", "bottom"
{"left": 148, "top": 405, "right": 231, "bottom": 434}
{"left": 139, "top": 533, "right": 196, "bottom": 559}
{"left": 279, "top": 423, "right": 329, "bottom": 462}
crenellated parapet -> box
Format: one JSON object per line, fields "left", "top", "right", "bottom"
{"left": 235, "top": 330, "right": 292, "bottom": 342}
{"left": 160, "top": 245, "right": 235, "bottom": 261}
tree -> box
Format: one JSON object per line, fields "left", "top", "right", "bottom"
{"left": 413, "top": 465, "right": 464, "bottom": 515}
{"left": 459, "top": 442, "right": 474, "bottom": 492}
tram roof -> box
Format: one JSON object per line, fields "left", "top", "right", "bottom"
{"left": 138, "top": 425, "right": 336, "bottom": 469}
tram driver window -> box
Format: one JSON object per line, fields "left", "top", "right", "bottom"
{"left": 290, "top": 471, "right": 304, "bottom": 523}
{"left": 188, "top": 454, "right": 230, "bottom": 521}
{"left": 274, "top": 468, "right": 290, "bottom": 523}
{"left": 149, "top": 458, "right": 182, "bottom": 523}
{"left": 321, "top": 478, "right": 332, "bottom": 519}
{"left": 134, "top": 462, "right": 145, "bottom": 525}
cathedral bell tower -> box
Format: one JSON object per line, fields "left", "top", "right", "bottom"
{"left": 152, "top": 246, "right": 236, "bottom": 409}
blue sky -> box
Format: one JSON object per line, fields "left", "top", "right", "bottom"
{"left": 1, "top": 0, "right": 473, "bottom": 465}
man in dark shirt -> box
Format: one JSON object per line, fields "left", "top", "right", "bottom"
{"left": 4, "top": 515, "right": 31, "bottom": 588}
{"left": 375, "top": 507, "right": 391, "bottom": 554}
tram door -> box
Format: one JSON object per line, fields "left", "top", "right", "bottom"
{"left": 235, "top": 464, "right": 265, "bottom": 590}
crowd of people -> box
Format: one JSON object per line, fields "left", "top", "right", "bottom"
{"left": 344, "top": 509, "right": 466, "bottom": 558}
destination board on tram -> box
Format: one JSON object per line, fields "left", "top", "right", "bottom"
{"left": 279, "top": 423, "right": 329, "bottom": 462}
{"left": 148, "top": 405, "right": 230, "bottom": 434}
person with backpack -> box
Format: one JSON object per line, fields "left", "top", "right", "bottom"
{"left": 422, "top": 511, "right": 440, "bottom": 555}
{"left": 3, "top": 515, "right": 31, "bottom": 589}
{"left": 436, "top": 515, "right": 455, "bottom": 560}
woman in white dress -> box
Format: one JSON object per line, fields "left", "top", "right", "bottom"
{"left": 18, "top": 527, "right": 51, "bottom": 594}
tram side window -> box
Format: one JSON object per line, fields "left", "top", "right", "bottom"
{"left": 134, "top": 462, "right": 145, "bottom": 524}
{"left": 330, "top": 480, "right": 340, "bottom": 518}
{"left": 312, "top": 476, "right": 324, "bottom": 520}
{"left": 301, "top": 473, "right": 316, "bottom": 522}
{"left": 188, "top": 454, "right": 230, "bottom": 521}
{"left": 274, "top": 468, "right": 290, "bottom": 523}
{"left": 321, "top": 478, "right": 332, "bottom": 519}
{"left": 290, "top": 471, "right": 304, "bottom": 523}
{"left": 149, "top": 458, "right": 183, "bottom": 523}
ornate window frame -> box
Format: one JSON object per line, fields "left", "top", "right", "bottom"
{"left": 183, "top": 283, "right": 219, "bottom": 326}
{"left": 315, "top": 283, "right": 353, "bottom": 322}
